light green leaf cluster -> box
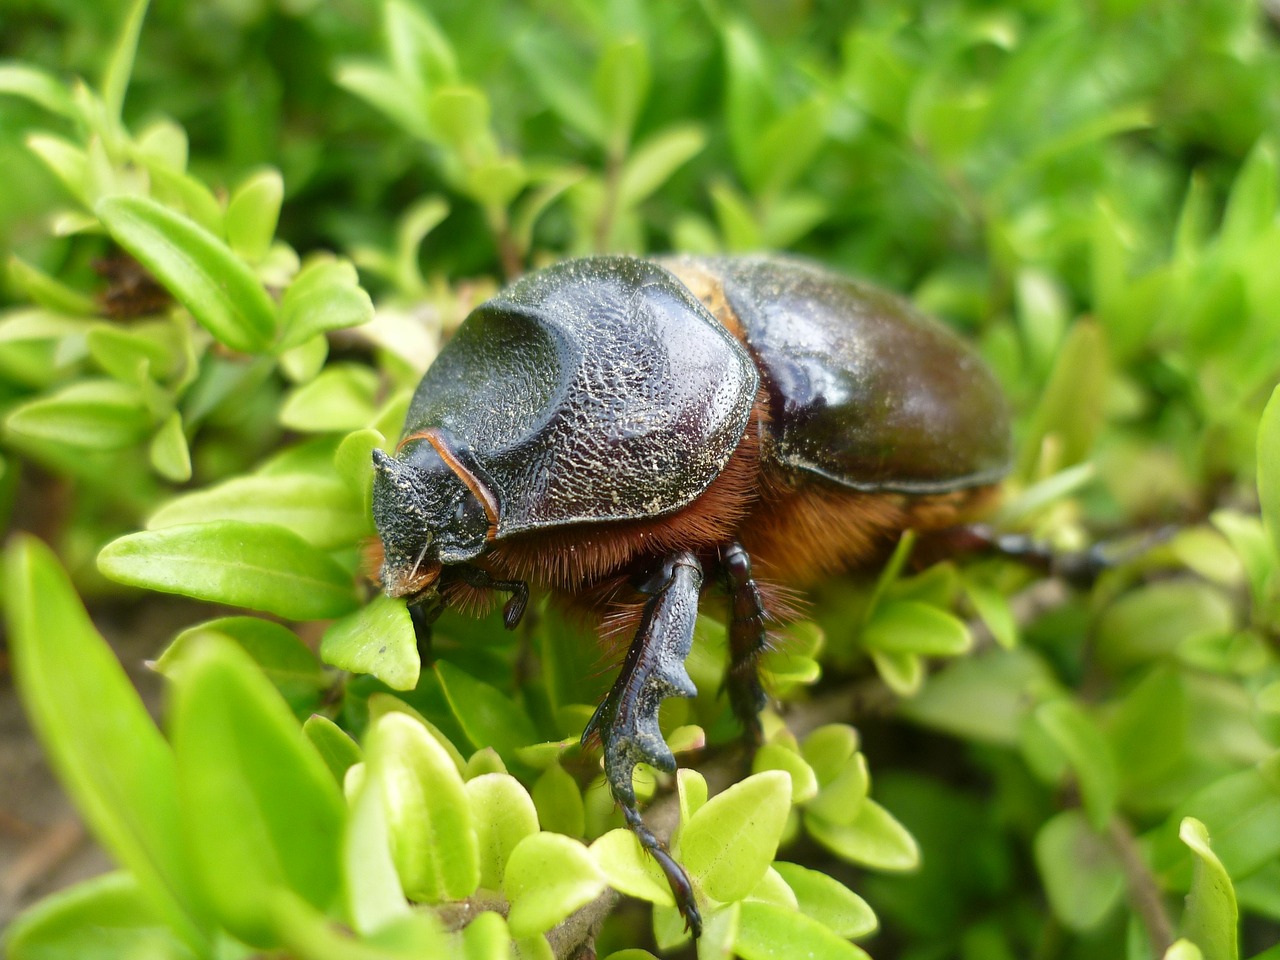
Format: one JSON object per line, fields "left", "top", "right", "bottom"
{"left": 5, "top": 537, "right": 883, "bottom": 960}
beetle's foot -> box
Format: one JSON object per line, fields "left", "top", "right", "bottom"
{"left": 622, "top": 805, "right": 702, "bottom": 938}
{"left": 722, "top": 542, "right": 769, "bottom": 751}
{"left": 581, "top": 551, "right": 703, "bottom": 935}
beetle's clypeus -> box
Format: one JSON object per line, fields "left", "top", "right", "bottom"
{"left": 370, "top": 254, "right": 1012, "bottom": 934}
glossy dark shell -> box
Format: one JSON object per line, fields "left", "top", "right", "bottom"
{"left": 400, "top": 257, "right": 759, "bottom": 535}
{"left": 669, "top": 254, "right": 1011, "bottom": 493}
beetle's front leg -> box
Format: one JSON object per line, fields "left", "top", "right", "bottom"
{"left": 582, "top": 550, "right": 703, "bottom": 937}
{"left": 451, "top": 564, "right": 530, "bottom": 629}
{"left": 722, "top": 542, "right": 768, "bottom": 748}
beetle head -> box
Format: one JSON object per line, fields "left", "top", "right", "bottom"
{"left": 371, "top": 445, "right": 490, "bottom": 599}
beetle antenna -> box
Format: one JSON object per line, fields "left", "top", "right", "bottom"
{"left": 409, "top": 540, "right": 431, "bottom": 581}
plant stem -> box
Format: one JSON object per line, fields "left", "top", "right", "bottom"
{"left": 1108, "top": 816, "right": 1175, "bottom": 955}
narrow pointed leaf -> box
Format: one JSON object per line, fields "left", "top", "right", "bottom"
{"left": 147, "top": 472, "right": 368, "bottom": 550}
{"left": 170, "top": 635, "right": 345, "bottom": 946}
{"left": 5, "top": 536, "right": 207, "bottom": 950}
{"left": 4, "top": 872, "right": 198, "bottom": 960}
{"left": 1180, "top": 817, "right": 1239, "bottom": 960}
{"left": 98, "top": 521, "right": 358, "bottom": 620}
{"left": 96, "top": 195, "right": 276, "bottom": 352}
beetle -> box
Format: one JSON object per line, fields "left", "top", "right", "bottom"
{"left": 370, "top": 254, "right": 1011, "bottom": 934}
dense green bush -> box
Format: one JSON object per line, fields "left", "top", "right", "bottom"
{"left": 2, "top": 0, "right": 1280, "bottom": 957}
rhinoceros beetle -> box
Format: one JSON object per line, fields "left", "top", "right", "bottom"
{"left": 370, "top": 254, "right": 1011, "bottom": 934}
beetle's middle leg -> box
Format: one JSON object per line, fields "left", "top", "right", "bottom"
{"left": 582, "top": 550, "right": 703, "bottom": 937}
{"left": 722, "top": 541, "right": 768, "bottom": 748}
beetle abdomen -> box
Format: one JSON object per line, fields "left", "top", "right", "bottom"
{"left": 665, "top": 254, "right": 1011, "bottom": 494}
{"left": 401, "top": 257, "right": 759, "bottom": 536}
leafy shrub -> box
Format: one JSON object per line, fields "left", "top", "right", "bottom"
{"left": 2, "top": 0, "right": 1280, "bottom": 958}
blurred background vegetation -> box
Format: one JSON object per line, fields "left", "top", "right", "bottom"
{"left": 3, "top": 0, "right": 1280, "bottom": 958}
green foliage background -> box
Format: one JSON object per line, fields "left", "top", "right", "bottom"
{"left": 2, "top": 0, "right": 1280, "bottom": 958}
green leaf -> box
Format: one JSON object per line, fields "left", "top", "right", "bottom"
{"left": 280, "top": 363, "right": 379, "bottom": 433}
{"left": 1016, "top": 320, "right": 1109, "bottom": 480}
{"left": 465, "top": 747, "right": 507, "bottom": 778}
{"left": 149, "top": 412, "right": 192, "bottom": 482}
{"left": 335, "top": 428, "right": 387, "bottom": 508}
{"left": 801, "top": 725, "right": 859, "bottom": 787}
{"left": 774, "top": 862, "right": 877, "bottom": 939}
{"left": 1179, "top": 817, "right": 1239, "bottom": 960}
{"left": 862, "top": 600, "right": 972, "bottom": 656}
{"left": 160, "top": 616, "right": 326, "bottom": 708}
{"left": 678, "top": 767, "right": 708, "bottom": 825}
{"left": 710, "top": 180, "right": 761, "bottom": 250}
{"left": 304, "top": 715, "right": 362, "bottom": 783}
{"left": 270, "top": 890, "right": 448, "bottom": 960}
{"left": 6, "top": 255, "right": 96, "bottom": 314}
{"left": 5, "top": 872, "right": 197, "bottom": 960}
{"left": 1258, "top": 386, "right": 1280, "bottom": 567}
{"left": 1150, "top": 756, "right": 1280, "bottom": 881}
{"left": 679, "top": 770, "right": 791, "bottom": 903}
{"left": 435, "top": 660, "right": 539, "bottom": 763}
{"left": 98, "top": 520, "right": 358, "bottom": 620}
{"left": 368, "top": 711, "right": 480, "bottom": 902}
{"left": 4, "top": 536, "right": 206, "bottom": 950}
{"left": 322, "top": 594, "right": 419, "bottom": 691}
{"left": 148, "top": 471, "right": 368, "bottom": 550}
{"left": 965, "top": 579, "right": 1018, "bottom": 649}
{"left": 1035, "top": 699, "right": 1120, "bottom": 829}
{"left": 744, "top": 98, "right": 828, "bottom": 197}
{"left": 1212, "top": 511, "right": 1274, "bottom": 614}
{"left": 533, "top": 763, "right": 585, "bottom": 838}
{"left": 617, "top": 124, "right": 706, "bottom": 209}
{"left": 385, "top": 0, "right": 457, "bottom": 92}
{"left": 279, "top": 334, "right": 329, "bottom": 383}
{"left": 5, "top": 379, "right": 154, "bottom": 451}
{"left": 735, "top": 901, "right": 871, "bottom": 960}
{"left": 900, "top": 648, "right": 1052, "bottom": 746}
{"left": 145, "top": 164, "right": 224, "bottom": 235}
{"left": 1034, "top": 810, "right": 1124, "bottom": 931}
{"left": 805, "top": 751, "right": 869, "bottom": 826}
{"left": 590, "top": 829, "right": 674, "bottom": 907}
{"left": 101, "top": 0, "right": 150, "bottom": 125}
{"left": 345, "top": 750, "right": 409, "bottom": 935}
{"left": 504, "top": 832, "right": 605, "bottom": 938}
{"left": 594, "top": 37, "right": 650, "bottom": 152}
{"left": 25, "top": 134, "right": 88, "bottom": 202}
{"left": 225, "top": 168, "right": 284, "bottom": 263}
{"left": 367, "top": 693, "right": 468, "bottom": 774}
{"left": 722, "top": 20, "right": 772, "bottom": 176}
{"left": 0, "top": 63, "right": 76, "bottom": 117}
{"left": 96, "top": 195, "right": 277, "bottom": 353}
{"left": 1221, "top": 139, "right": 1277, "bottom": 247}
{"left": 752, "top": 743, "right": 819, "bottom": 804}
{"left": 170, "top": 633, "right": 345, "bottom": 946}
{"left": 467, "top": 772, "right": 540, "bottom": 891}
{"left": 869, "top": 649, "right": 924, "bottom": 697}
{"left": 806, "top": 798, "right": 919, "bottom": 872}
{"left": 335, "top": 61, "right": 431, "bottom": 139}
{"left": 278, "top": 256, "right": 374, "bottom": 351}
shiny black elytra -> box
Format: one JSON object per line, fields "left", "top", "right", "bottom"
{"left": 371, "top": 254, "right": 1012, "bottom": 935}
